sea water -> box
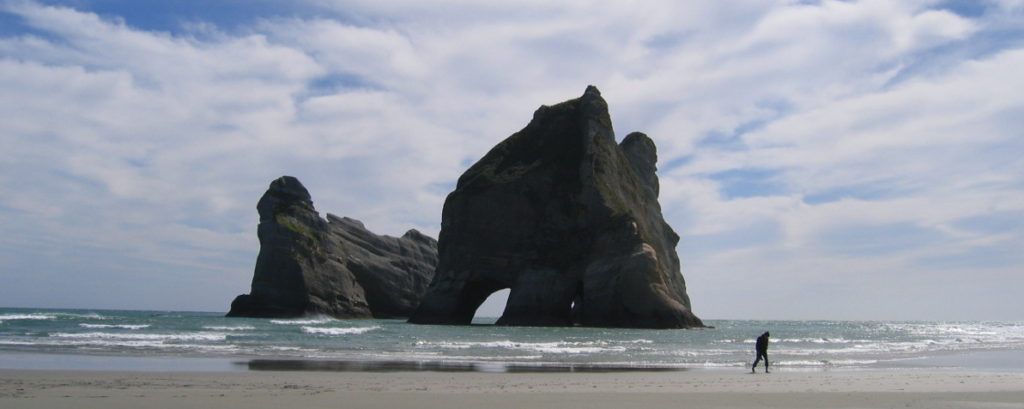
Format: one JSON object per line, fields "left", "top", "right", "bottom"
{"left": 2, "top": 307, "right": 1022, "bottom": 371}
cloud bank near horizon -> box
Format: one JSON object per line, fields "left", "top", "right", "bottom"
{"left": 1, "top": 0, "right": 1022, "bottom": 320}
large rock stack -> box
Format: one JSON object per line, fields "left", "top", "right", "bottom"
{"left": 409, "top": 86, "right": 702, "bottom": 328}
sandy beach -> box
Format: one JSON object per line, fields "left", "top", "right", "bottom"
{"left": 3, "top": 368, "right": 1023, "bottom": 409}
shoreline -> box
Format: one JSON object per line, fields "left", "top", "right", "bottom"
{"left": 3, "top": 348, "right": 1024, "bottom": 373}
{"left": 3, "top": 367, "right": 1023, "bottom": 409}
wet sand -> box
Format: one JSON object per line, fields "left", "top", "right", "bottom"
{"left": 2, "top": 368, "right": 1023, "bottom": 409}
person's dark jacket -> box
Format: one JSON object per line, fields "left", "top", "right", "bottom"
{"left": 755, "top": 332, "right": 769, "bottom": 354}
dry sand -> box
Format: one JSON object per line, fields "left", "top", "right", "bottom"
{"left": 2, "top": 368, "right": 1023, "bottom": 409}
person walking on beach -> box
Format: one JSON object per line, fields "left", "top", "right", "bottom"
{"left": 752, "top": 331, "right": 770, "bottom": 373}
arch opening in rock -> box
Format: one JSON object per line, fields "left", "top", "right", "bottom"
{"left": 455, "top": 280, "right": 509, "bottom": 324}
{"left": 473, "top": 288, "right": 511, "bottom": 323}
{"left": 569, "top": 281, "right": 583, "bottom": 326}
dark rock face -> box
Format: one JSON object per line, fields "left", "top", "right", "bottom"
{"left": 227, "top": 176, "right": 438, "bottom": 319}
{"left": 409, "top": 86, "right": 702, "bottom": 329}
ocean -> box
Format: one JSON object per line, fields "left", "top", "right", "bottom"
{"left": 2, "top": 307, "right": 1022, "bottom": 372}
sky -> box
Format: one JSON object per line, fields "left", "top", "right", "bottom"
{"left": 1, "top": 0, "right": 1022, "bottom": 321}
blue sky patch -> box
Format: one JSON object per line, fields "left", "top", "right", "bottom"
{"left": 695, "top": 98, "right": 791, "bottom": 152}
{"left": 0, "top": 6, "right": 68, "bottom": 43}
{"left": 659, "top": 155, "right": 691, "bottom": 173}
{"left": 29, "top": 0, "right": 311, "bottom": 34}
{"left": 0, "top": 7, "right": 27, "bottom": 37}
{"left": 803, "top": 180, "right": 905, "bottom": 205}
{"left": 696, "top": 130, "right": 746, "bottom": 152}
{"left": 708, "top": 168, "right": 786, "bottom": 199}
{"left": 295, "top": 73, "right": 379, "bottom": 102}
{"left": 952, "top": 211, "right": 1024, "bottom": 236}
{"left": 935, "top": 0, "right": 990, "bottom": 18}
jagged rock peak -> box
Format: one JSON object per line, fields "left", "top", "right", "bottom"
{"left": 257, "top": 176, "right": 314, "bottom": 221}
{"left": 621, "top": 132, "right": 659, "bottom": 195}
{"left": 402, "top": 229, "right": 433, "bottom": 243}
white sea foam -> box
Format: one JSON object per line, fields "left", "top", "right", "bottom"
{"left": 203, "top": 325, "right": 256, "bottom": 331}
{"left": 0, "top": 313, "right": 58, "bottom": 320}
{"left": 270, "top": 318, "right": 335, "bottom": 325}
{"left": 689, "top": 361, "right": 749, "bottom": 368}
{"left": 885, "top": 322, "right": 1024, "bottom": 344}
{"left": 301, "top": 326, "right": 380, "bottom": 335}
{"left": 68, "top": 313, "right": 107, "bottom": 320}
{"left": 0, "top": 338, "right": 242, "bottom": 354}
{"left": 265, "top": 346, "right": 306, "bottom": 352}
{"left": 50, "top": 332, "right": 227, "bottom": 342}
{"left": 0, "top": 312, "right": 108, "bottom": 321}
{"left": 673, "top": 349, "right": 735, "bottom": 358}
{"left": 739, "top": 337, "right": 873, "bottom": 344}
{"left": 79, "top": 324, "right": 150, "bottom": 330}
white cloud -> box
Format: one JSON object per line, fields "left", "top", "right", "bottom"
{"left": 0, "top": 0, "right": 1021, "bottom": 319}
{"left": 672, "top": 46, "right": 1024, "bottom": 319}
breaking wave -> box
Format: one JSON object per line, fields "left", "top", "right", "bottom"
{"left": 203, "top": 325, "right": 256, "bottom": 331}
{"left": 270, "top": 317, "right": 336, "bottom": 325}
{"left": 51, "top": 332, "right": 228, "bottom": 342}
{"left": 301, "top": 326, "right": 381, "bottom": 336}
{"left": 79, "top": 324, "right": 150, "bottom": 330}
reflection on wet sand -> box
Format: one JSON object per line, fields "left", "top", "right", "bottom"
{"left": 242, "top": 359, "right": 685, "bottom": 373}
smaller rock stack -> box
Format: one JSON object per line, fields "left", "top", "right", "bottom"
{"left": 227, "top": 176, "right": 437, "bottom": 319}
